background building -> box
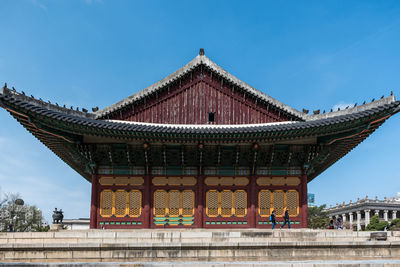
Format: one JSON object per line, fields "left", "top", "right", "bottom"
{"left": 326, "top": 193, "right": 400, "bottom": 230}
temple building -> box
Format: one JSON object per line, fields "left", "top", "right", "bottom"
{"left": 326, "top": 194, "right": 400, "bottom": 231}
{"left": 0, "top": 49, "right": 399, "bottom": 229}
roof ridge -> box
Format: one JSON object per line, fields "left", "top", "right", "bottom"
{"left": 95, "top": 51, "right": 306, "bottom": 120}
{"left": 305, "top": 95, "right": 396, "bottom": 121}
{"left": 0, "top": 85, "right": 95, "bottom": 119}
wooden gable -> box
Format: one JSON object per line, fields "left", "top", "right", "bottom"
{"left": 97, "top": 50, "right": 304, "bottom": 124}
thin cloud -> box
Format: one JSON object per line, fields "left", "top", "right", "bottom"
{"left": 28, "top": 0, "right": 47, "bottom": 10}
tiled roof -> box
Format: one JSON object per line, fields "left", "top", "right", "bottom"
{"left": 1, "top": 86, "right": 399, "bottom": 136}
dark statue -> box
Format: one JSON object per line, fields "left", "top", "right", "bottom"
{"left": 52, "top": 208, "right": 64, "bottom": 224}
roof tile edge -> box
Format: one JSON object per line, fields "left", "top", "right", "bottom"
{"left": 305, "top": 95, "right": 396, "bottom": 121}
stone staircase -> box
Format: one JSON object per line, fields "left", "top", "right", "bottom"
{"left": 1, "top": 229, "right": 400, "bottom": 265}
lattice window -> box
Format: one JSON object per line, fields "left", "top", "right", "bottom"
{"left": 271, "top": 177, "right": 285, "bottom": 186}
{"left": 221, "top": 190, "right": 233, "bottom": 217}
{"left": 286, "top": 177, "right": 300, "bottom": 186}
{"left": 206, "top": 190, "right": 219, "bottom": 217}
{"left": 114, "top": 190, "right": 127, "bottom": 217}
{"left": 129, "top": 177, "right": 144, "bottom": 186}
{"left": 273, "top": 190, "right": 285, "bottom": 217}
{"left": 205, "top": 177, "right": 219, "bottom": 186}
{"left": 234, "top": 190, "right": 247, "bottom": 217}
{"left": 168, "top": 190, "right": 180, "bottom": 216}
{"left": 220, "top": 177, "right": 234, "bottom": 186}
{"left": 99, "top": 177, "right": 114, "bottom": 185}
{"left": 152, "top": 177, "right": 167, "bottom": 186}
{"left": 182, "top": 177, "right": 197, "bottom": 186}
{"left": 286, "top": 190, "right": 299, "bottom": 216}
{"left": 128, "top": 190, "right": 142, "bottom": 217}
{"left": 168, "top": 177, "right": 181, "bottom": 186}
{"left": 234, "top": 177, "right": 249, "bottom": 186}
{"left": 100, "top": 190, "right": 113, "bottom": 217}
{"left": 258, "top": 190, "right": 272, "bottom": 217}
{"left": 182, "top": 190, "right": 194, "bottom": 216}
{"left": 154, "top": 190, "right": 167, "bottom": 217}
{"left": 115, "top": 177, "right": 129, "bottom": 185}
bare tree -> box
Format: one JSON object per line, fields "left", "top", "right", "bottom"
{"left": 0, "top": 191, "right": 47, "bottom": 232}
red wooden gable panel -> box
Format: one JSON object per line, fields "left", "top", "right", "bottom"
{"left": 109, "top": 68, "right": 292, "bottom": 124}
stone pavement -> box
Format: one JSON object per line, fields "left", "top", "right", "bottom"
{"left": 1, "top": 229, "right": 400, "bottom": 264}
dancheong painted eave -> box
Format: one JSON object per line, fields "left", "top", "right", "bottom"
{"left": 0, "top": 84, "right": 399, "bottom": 183}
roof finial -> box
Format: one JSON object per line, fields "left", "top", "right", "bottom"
{"left": 199, "top": 48, "right": 205, "bottom": 56}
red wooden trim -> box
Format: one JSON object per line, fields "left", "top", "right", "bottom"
{"left": 197, "top": 175, "right": 204, "bottom": 228}
{"left": 249, "top": 175, "right": 256, "bottom": 228}
{"left": 300, "top": 173, "right": 308, "bottom": 228}
{"left": 90, "top": 172, "right": 98, "bottom": 229}
{"left": 143, "top": 175, "right": 151, "bottom": 228}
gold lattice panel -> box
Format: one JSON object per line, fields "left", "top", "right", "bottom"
{"left": 182, "top": 190, "right": 194, "bottom": 216}
{"left": 115, "top": 177, "right": 129, "bottom": 185}
{"left": 129, "top": 177, "right": 144, "bottom": 186}
{"left": 234, "top": 190, "right": 247, "bottom": 217}
{"left": 168, "top": 190, "right": 180, "bottom": 216}
{"left": 273, "top": 190, "right": 285, "bottom": 216}
{"left": 100, "top": 190, "right": 113, "bottom": 217}
{"left": 206, "top": 190, "right": 219, "bottom": 217}
{"left": 154, "top": 190, "right": 167, "bottom": 217}
{"left": 286, "top": 177, "right": 300, "bottom": 186}
{"left": 256, "top": 177, "right": 270, "bottom": 186}
{"left": 221, "top": 190, "right": 233, "bottom": 217}
{"left": 114, "top": 190, "right": 127, "bottom": 217}
{"left": 128, "top": 190, "right": 142, "bottom": 217}
{"left": 168, "top": 177, "right": 181, "bottom": 186}
{"left": 99, "top": 177, "right": 114, "bottom": 185}
{"left": 258, "top": 190, "right": 271, "bottom": 217}
{"left": 220, "top": 177, "right": 234, "bottom": 186}
{"left": 205, "top": 177, "right": 219, "bottom": 186}
{"left": 271, "top": 177, "right": 285, "bottom": 186}
{"left": 234, "top": 177, "right": 249, "bottom": 186}
{"left": 286, "top": 190, "right": 299, "bottom": 216}
{"left": 182, "top": 177, "right": 197, "bottom": 186}
{"left": 152, "top": 177, "right": 167, "bottom": 186}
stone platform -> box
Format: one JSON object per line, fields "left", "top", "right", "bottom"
{"left": 1, "top": 229, "right": 400, "bottom": 265}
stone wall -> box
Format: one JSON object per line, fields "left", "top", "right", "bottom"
{"left": 1, "top": 229, "right": 400, "bottom": 263}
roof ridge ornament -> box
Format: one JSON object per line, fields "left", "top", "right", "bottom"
{"left": 199, "top": 48, "right": 205, "bottom": 56}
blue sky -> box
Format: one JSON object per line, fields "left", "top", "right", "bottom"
{"left": 0, "top": 0, "right": 399, "bottom": 223}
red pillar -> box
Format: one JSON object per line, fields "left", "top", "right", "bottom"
{"left": 143, "top": 175, "right": 151, "bottom": 228}
{"left": 249, "top": 175, "right": 256, "bottom": 228}
{"left": 90, "top": 172, "right": 98, "bottom": 229}
{"left": 300, "top": 174, "right": 308, "bottom": 228}
{"left": 196, "top": 175, "right": 204, "bottom": 228}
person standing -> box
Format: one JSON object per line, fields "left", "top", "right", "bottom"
{"left": 270, "top": 210, "right": 276, "bottom": 229}
{"left": 280, "top": 209, "right": 291, "bottom": 229}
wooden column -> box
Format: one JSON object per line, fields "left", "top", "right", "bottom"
{"left": 143, "top": 175, "right": 151, "bottom": 228}
{"left": 196, "top": 175, "right": 204, "bottom": 228}
{"left": 300, "top": 173, "right": 308, "bottom": 228}
{"left": 89, "top": 172, "right": 98, "bottom": 229}
{"left": 249, "top": 175, "right": 257, "bottom": 228}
